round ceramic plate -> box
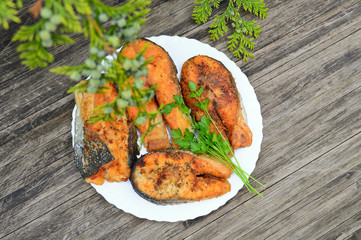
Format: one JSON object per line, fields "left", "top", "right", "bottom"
{"left": 71, "top": 35, "right": 263, "bottom": 222}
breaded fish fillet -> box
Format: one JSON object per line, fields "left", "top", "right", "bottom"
{"left": 121, "top": 39, "right": 192, "bottom": 139}
{"left": 131, "top": 150, "right": 232, "bottom": 204}
{"left": 74, "top": 82, "right": 138, "bottom": 185}
{"left": 181, "top": 55, "right": 252, "bottom": 149}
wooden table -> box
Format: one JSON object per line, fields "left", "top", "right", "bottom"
{"left": 1, "top": 0, "right": 360, "bottom": 239}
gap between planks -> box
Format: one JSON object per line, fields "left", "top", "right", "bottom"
{"left": 238, "top": 128, "right": 361, "bottom": 239}
{"left": 0, "top": 155, "right": 94, "bottom": 238}
{"left": 170, "top": 87, "right": 361, "bottom": 239}
{"left": 1, "top": 188, "right": 97, "bottom": 240}
{"left": 244, "top": 0, "right": 361, "bottom": 85}
{"left": 320, "top": 211, "right": 361, "bottom": 239}
{"left": 181, "top": 130, "right": 361, "bottom": 240}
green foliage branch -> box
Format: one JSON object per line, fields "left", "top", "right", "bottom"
{"left": 0, "top": 0, "right": 23, "bottom": 29}
{"left": 193, "top": 0, "right": 268, "bottom": 61}
{"left": 1, "top": 0, "right": 269, "bottom": 148}
{"left": 1, "top": 0, "right": 162, "bottom": 145}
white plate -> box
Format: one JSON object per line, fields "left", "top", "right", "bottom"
{"left": 71, "top": 35, "right": 263, "bottom": 222}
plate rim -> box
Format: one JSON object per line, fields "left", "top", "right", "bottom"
{"left": 71, "top": 35, "right": 263, "bottom": 222}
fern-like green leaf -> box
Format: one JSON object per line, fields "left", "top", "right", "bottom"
{"left": 240, "top": 19, "right": 262, "bottom": 38}
{"left": 12, "top": 22, "right": 43, "bottom": 42}
{"left": 66, "top": 80, "right": 88, "bottom": 93}
{"left": 72, "top": 0, "right": 92, "bottom": 15}
{"left": 209, "top": 13, "right": 228, "bottom": 41}
{"left": 193, "top": 0, "right": 221, "bottom": 24}
{"left": 37, "top": 46, "right": 55, "bottom": 62}
{"left": 53, "top": 1, "right": 83, "bottom": 33}
{"left": 17, "top": 40, "right": 55, "bottom": 69}
{"left": 193, "top": 0, "right": 267, "bottom": 61}
{"left": 0, "top": 0, "right": 22, "bottom": 30}
{"left": 50, "top": 65, "right": 83, "bottom": 75}
{"left": 239, "top": 0, "right": 268, "bottom": 19}
{"left": 52, "top": 34, "right": 75, "bottom": 45}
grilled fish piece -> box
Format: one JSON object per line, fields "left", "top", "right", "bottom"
{"left": 120, "top": 40, "right": 172, "bottom": 151}
{"left": 131, "top": 150, "right": 232, "bottom": 204}
{"left": 127, "top": 98, "right": 171, "bottom": 151}
{"left": 121, "top": 39, "right": 192, "bottom": 142}
{"left": 74, "top": 82, "right": 139, "bottom": 185}
{"left": 180, "top": 77, "right": 229, "bottom": 141}
{"left": 181, "top": 55, "right": 253, "bottom": 149}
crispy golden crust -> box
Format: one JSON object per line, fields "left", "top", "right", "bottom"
{"left": 75, "top": 82, "right": 138, "bottom": 185}
{"left": 121, "top": 39, "right": 192, "bottom": 144}
{"left": 131, "top": 150, "right": 232, "bottom": 204}
{"left": 181, "top": 55, "right": 253, "bottom": 149}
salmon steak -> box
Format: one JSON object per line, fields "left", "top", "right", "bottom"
{"left": 74, "top": 82, "right": 138, "bottom": 185}
{"left": 131, "top": 150, "right": 232, "bottom": 204}
{"left": 181, "top": 55, "right": 253, "bottom": 149}
{"left": 120, "top": 39, "right": 192, "bottom": 144}
{"left": 120, "top": 40, "right": 172, "bottom": 151}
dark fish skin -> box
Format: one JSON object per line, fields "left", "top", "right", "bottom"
{"left": 126, "top": 121, "right": 139, "bottom": 169}
{"left": 74, "top": 82, "right": 139, "bottom": 184}
{"left": 131, "top": 150, "right": 231, "bottom": 205}
{"left": 74, "top": 127, "right": 114, "bottom": 179}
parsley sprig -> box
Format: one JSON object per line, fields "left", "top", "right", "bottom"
{"left": 163, "top": 81, "right": 265, "bottom": 196}
{"left": 160, "top": 95, "right": 191, "bottom": 116}
{"left": 193, "top": 0, "right": 268, "bottom": 61}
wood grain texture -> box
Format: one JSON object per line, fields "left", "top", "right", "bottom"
{"left": 1, "top": 0, "right": 360, "bottom": 239}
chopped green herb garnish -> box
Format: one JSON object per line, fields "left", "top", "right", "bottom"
{"left": 162, "top": 81, "right": 265, "bottom": 196}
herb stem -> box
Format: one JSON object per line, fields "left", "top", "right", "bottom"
{"left": 194, "top": 95, "right": 264, "bottom": 197}
{"left": 165, "top": 82, "right": 265, "bottom": 197}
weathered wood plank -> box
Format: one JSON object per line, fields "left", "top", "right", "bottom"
{"left": 67, "top": 2, "right": 361, "bottom": 239}
{"left": 256, "top": 28, "right": 361, "bottom": 121}
{"left": 0, "top": 155, "right": 90, "bottom": 238}
{"left": 102, "top": 26, "right": 361, "bottom": 240}
{"left": 64, "top": 67, "right": 359, "bottom": 240}
{"left": 140, "top": 0, "right": 196, "bottom": 37}
{"left": 0, "top": 105, "right": 71, "bottom": 169}
{"left": 181, "top": 131, "right": 361, "bottom": 239}
{"left": 1, "top": 0, "right": 360, "bottom": 239}
{"left": 0, "top": 133, "right": 72, "bottom": 196}
{"left": 239, "top": 0, "right": 361, "bottom": 74}
{"left": 248, "top": 0, "right": 361, "bottom": 87}
{"left": 0, "top": 152, "right": 76, "bottom": 216}
{"left": 269, "top": 180, "right": 361, "bottom": 239}
{"left": 233, "top": 134, "right": 361, "bottom": 239}
{"left": 0, "top": 96, "right": 73, "bottom": 168}
{"left": 320, "top": 211, "right": 361, "bottom": 240}
{"left": 2, "top": 185, "right": 131, "bottom": 240}
{"left": 0, "top": 130, "right": 72, "bottom": 198}
{"left": 0, "top": 48, "right": 83, "bottom": 135}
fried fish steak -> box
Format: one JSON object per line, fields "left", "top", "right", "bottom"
{"left": 121, "top": 39, "right": 192, "bottom": 141}
{"left": 74, "top": 82, "right": 138, "bottom": 185}
{"left": 126, "top": 98, "right": 171, "bottom": 151}
{"left": 131, "top": 150, "right": 232, "bottom": 204}
{"left": 181, "top": 55, "right": 253, "bottom": 149}
{"left": 120, "top": 40, "right": 172, "bottom": 151}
